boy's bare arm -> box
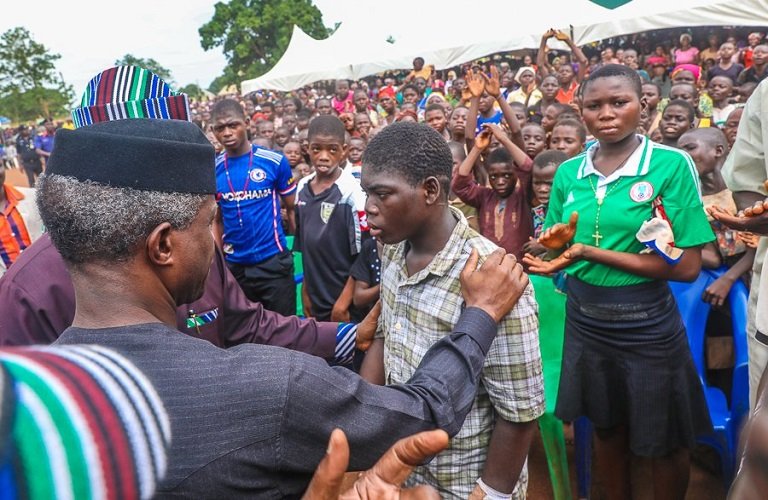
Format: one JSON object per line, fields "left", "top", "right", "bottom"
{"left": 331, "top": 277, "right": 355, "bottom": 323}
{"left": 470, "top": 418, "right": 537, "bottom": 498}
{"left": 359, "top": 338, "right": 386, "bottom": 385}
{"left": 282, "top": 193, "right": 296, "bottom": 235}
{"left": 353, "top": 280, "right": 380, "bottom": 310}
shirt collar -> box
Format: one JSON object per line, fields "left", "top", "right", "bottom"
{"left": 576, "top": 134, "right": 651, "bottom": 181}
{"left": 390, "top": 206, "right": 471, "bottom": 283}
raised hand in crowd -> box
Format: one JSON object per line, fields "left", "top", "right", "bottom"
{"left": 708, "top": 199, "right": 768, "bottom": 236}
{"left": 466, "top": 68, "right": 486, "bottom": 99}
{"left": 302, "top": 428, "right": 448, "bottom": 500}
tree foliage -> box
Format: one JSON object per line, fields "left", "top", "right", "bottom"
{"left": 179, "top": 83, "right": 207, "bottom": 100}
{"left": 0, "top": 27, "right": 73, "bottom": 122}
{"left": 199, "top": 0, "right": 329, "bottom": 88}
{"left": 114, "top": 54, "right": 175, "bottom": 85}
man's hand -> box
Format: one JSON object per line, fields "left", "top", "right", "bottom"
{"left": 466, "top": 69, "right": 486, "bottom": 98}
{"left": 522, "top": 237, "right": 547, "bottom": 257}
{"left": 708, "top": 201, "right": 768, "bottom": 235}
{"left": 475, "top": 128, "right": 492, "bottom": 151}
{"left": 331, "top": 306, "right": 351, "bottom": 323}
{"left": 302, "top": 428, "right": 447, "bottom": 500}
{"left": 460, "top": 248, "right": 528, "bottom": 323}
{"left": 523, "top": 243, "right": 586, "bottom": 275}
{"left": 484, "top": 66, "right": 501, "bottom": 98}
{"left": 356, "top": 300, "right": 381, "bottom": 352}
{"left": 539, "top": 211, "right": 578, "bottom": 250}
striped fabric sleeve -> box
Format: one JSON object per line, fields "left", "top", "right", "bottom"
{"left": 0, "top": 345, "right": 170, "bottom": 500}
{"left": 334, "top": 323, "right": 358, "bottom": 365}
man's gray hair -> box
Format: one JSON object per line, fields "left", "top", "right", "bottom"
{"left": 37, "top": 174, "right": 208, "bottom": 265}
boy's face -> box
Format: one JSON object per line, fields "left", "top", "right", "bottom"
{"left": 550, "top": 125, "right": 583, "bottom": 158}
{"left": 413, "top": 58, "right": 424, "bottom": 71}
{"left": 275, "top": 101, "right": 284, "bottom": 116}
{"left": 425, "top": 109, "right": 447, "bottom": 133}
{"left": 309, "top": 133, "right": 347, "bottom": 176}
{"left": 478, "top": 93, "right": 494, "bottom": 113}
{"left": 723, "top": 108, "right": 743, "bottom": 147}
{"left": 541, "top": 105, "right": 560, "bottom": 132}
{"left": 258, "top": 121, "right": 275, "bottom": 140}
{"left": 262, "top": 107, "right": 274, "bottom": 121}
{"left": 347, "top": 140, "right": 365, "bottom": 163}
{"left": 335, "top": 81, "right": 349, "bottom": 99}
{"left": 316, "top": 100, "right": 332, "bottom": 115}
{"left": 211, "top": 110, "right": 249, "bottom": 153}
{"left": 274, "top": 129, "right": 290, "bottom": 147}
{"left": 522, "top": 125, "right": 547, "bottom": 158}
{"left": 402, "top": 88, "right": 419, "bottom": 104}
{"left": 669, "top": 84, "right": 698, "bottom": 108}
{"left": 283, "top": 143, "right": 303, "bottom": 166}
{"left": 355, "top": 93, "right": 369, "bottom": 111}
{"left": 414, "top": 78, "right": 427, "bottom": 94}
{"left": 557, "top": 65, "right": 575, "bottom": 85}
{"left": 661, "top": 105, "right": 692, "bottom": 142}
{"left": 719, "top": 43, "right": 736, "bottom": 60}
{"left": 540, "top": 77, "right": 559, "bottom": 100}
{"left": 487, "top": 162, "right": 517, "bottom": 198}
{"left": 379, "top": 95, "right": 396, "bottom": 113}
{"left": 512, "top": 106, "right": 526, "bottom": 125}
{"left": 449, "top": 107, "right": 468, "bottom": 136}
{"left": 641, "top": 84, "right": 661, "bottom": 109}
{"left": 361, "top": 168, "right": 425, "bottom": 245}
{"left": 708, "top": 76, "right": 733, "bottom": 102}
{"left": 283, "top": 99, "right": 297, "bottom": 115}
{"left": 339, "top": 113, "right": 355, "bottom": 132}
{"left": 677, "top": 134, "right": 718, "bottom": 176}
{"left": 748, "top": 33, "right": 762, "bottom": 47}
{"left": 297, "top": 116, "right": 310, "bottom": 131}
{"left": 297, "top": 163, "right": 312, "bottom": 178}
{"left": 532, "top": 163, "right": 557, "bottom": 205}
{"left": 753, "top": 46, "right": 768, "bottom": 66}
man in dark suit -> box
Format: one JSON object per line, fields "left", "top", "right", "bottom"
{"left": 39, "top": 117, "right": 528, "bottom": 498}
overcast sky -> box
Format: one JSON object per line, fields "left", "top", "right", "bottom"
{"left": 2, "top": 0, "right": 347, "bottom": 100}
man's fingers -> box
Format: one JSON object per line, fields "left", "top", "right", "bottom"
{"left": 753, "top": 201, "right": 765, "bottom": 215}
{"left": 485, "top": 248, "right": 506, "bottom": 267}
{"left": 370, "top": 430, "right": 449, "bottom": 486}
{"left": 461, "top": 249, "right": 480, "bottom": 278}
{"left": 303, "top": 429, "right": 350, "bottom": 500}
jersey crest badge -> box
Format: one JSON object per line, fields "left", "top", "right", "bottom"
{"left": 249, "top": 168, "right": 267, "bottom": 182}
{"left": 320, "top": 202, "right": 336, "bottom": 224}
{"left": 629, "top": 181, "right": 654, "bottom": 203}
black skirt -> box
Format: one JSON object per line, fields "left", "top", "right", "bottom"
{"left": 555, "top": 276, "right": 713, "bottom": 457}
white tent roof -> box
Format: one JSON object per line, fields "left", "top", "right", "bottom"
{"left": 242, "top": 0, "right": 768, "bottom": 92}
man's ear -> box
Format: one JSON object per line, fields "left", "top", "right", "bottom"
{"left": 423, "top": 176, "right": 443, "bottom": 205}
{"left": 146, "top": 222, "right": 175, "bottom": 267}
{"left": 714, "top": 143, "right": 726, "bottom": 159}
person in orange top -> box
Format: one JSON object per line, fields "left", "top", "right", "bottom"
{"left": 0, "top": 162, "right": 43, "bottom": 275}
{"left": 536, "top": 29, "right": 588, "bottom": 106}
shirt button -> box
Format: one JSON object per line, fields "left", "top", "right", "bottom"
{"left": 395, "top": 322, "right": 402, "bottom": 331}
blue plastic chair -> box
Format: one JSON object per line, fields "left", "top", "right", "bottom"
{"left": 669, "top": 267, "right": 750, "bottom": 484}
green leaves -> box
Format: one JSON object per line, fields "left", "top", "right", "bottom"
{"left": 0, "top": 27, "right": 73, "bottom": 122}
{"left": 114, "top": 54, "right": 175, "bottom": 86}
{"left": 199, "top": 0, "right": 329, "bottom": 90}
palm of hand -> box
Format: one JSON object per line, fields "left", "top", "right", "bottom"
{"left": 539, "top": 224, "right": 575, "bottom": 249}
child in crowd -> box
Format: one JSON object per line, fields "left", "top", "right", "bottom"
{"left": 346, "top": 136, "right": 366, "bottom": 179}
{"left": 708, "top": 76, "right": 737, "bottom": 127}
{"left": 424, "top": 103, "right": 450, "bottom": 140}
{"left": 448, "top": 106, "right": 468, "bottom": 142}
{"left": 528, "top": 75, "right": 560, "bottom": 123}
{"left": 541, "top": 103, "right": 573, "bottom": 134}
{"left": 349, "top": 236, "right": 382, "bottom": 322}
{"left": 723, "top": 107, "right": 744, "bottom": 149}
{"left": 678, "top": 128, "right": 755, "bottom": 306}
{"left": 315, "top": 98, "right": 333, "bottom": 116}
{"left": 360, "top": 122, "right": 544, "bottom": 500}
{"left": 295, "top": 162, "right": 312, "bottom": 180}
{"left": 258, "top": 120, "right": 275, "bottom": 146}
{"left": 331, "top": 79, "right": 355, "bottom": 114}
{"left": 452, "top": 123, "right": 533, "bottom": 259}
{"left": 660, "top": 99, "right": 695, "bottom": 147}
{"left": 354, "top": 113, "right": 372, "bottom": 139}
{"left": 353, "top": 89, "right": 379, "bottom": 128}
{"left": 525, "top": 150, "right": 569, "bottom": 257}
{"left": 641, "top": 82, "right": 663, "bottom": 134}
{"left": 522, "top": 123, "right": 548, "bottom": 160}
{"left": 273, "top": 126, "right": 291, "bottom": 151}
{"left": 296, "top": 110, "right": 311, "bottom": 131}
{"left": 510, "top": 101, "right": 527, "bottom": 126}
{"left": 282, "top": 114, "right": 298, "bottom": 134}
{"left": 283, "top": 140, "right": 304, "bottom": 175}
{"left": 447, "top": 141, "right": 479, "bottom": 231}
{"left": 550, "top": 119, "right": 587, "bottom": 158}
{"left": 295, "top": 116, "right": 368, "bottom": 321}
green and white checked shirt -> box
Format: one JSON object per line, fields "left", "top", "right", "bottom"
{"left": 376, "top": 208, "right": 544, "bottom": 499}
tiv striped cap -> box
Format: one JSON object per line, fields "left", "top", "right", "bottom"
{"left": 71, "top": 66, "right": 190, "bottom": 128}
{"left": 0, "top": 345, "right": 171, "bottom": 500}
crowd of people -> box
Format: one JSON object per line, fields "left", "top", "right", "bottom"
{"left": 1, "top": 24, "right": 768, "bottom": 500}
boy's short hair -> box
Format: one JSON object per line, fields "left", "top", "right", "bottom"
{"left": 549, "top": 103, "right": 572, "bottom": 115}
{"left": 211, "top": 98, "right": 246, "bottom": 121}
{"left": 449, "top": 106, "right": 468, "bottom": 118}
{"left": 363, "top": 122, "right": 452, "bottom": 197}
{"left": 425, "top": 103, "right": 446, "bottom": 115}
{"left": 509, "top": 102, "right": 525, "bottom": 111}
{"left": 401, "top": 84, "right": 419, "bottom": 95}
{"left": 553, "top": 118, "right": 587, "bottom": 143}
{"left": 642, "top": 81, "right": 662, "bottom": 96}
{"left": 315, "top": 97, "right": 331, "bottom": 106}
{"left": 534, "top": 150, "right": 568, "bottom": 168}
{"left": 486, "top": 147, "right": 512, "bottom": 166}
{"left": 347, "top": 135, "right": 366, "bottom": 146}
{"left": 681, "top": 127, "right": 728, "bottom": 150}
{"left": 665, "top": 99, "right": 696, "bottom": 122}
{"left": 522, "top": 123, "right": 546, "bottom": 135}
{"left": 308, "top": 115, "right": 346, "bottom": 142}
{"left": 261, "top": 101, "right": 275, "bottom": 111}
{"left": 296, "top": 109, "right": 311, "bottom": 120}
{"left": 581, "top": 63, "right": 642, "bottom": 98}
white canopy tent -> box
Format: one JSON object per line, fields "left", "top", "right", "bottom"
{"left": 241, "top": 0, "right": 768, "bottom": 92}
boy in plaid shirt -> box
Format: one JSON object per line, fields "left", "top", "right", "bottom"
{"left": 360, "top": 122, "right": 544, "bottom": 499}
